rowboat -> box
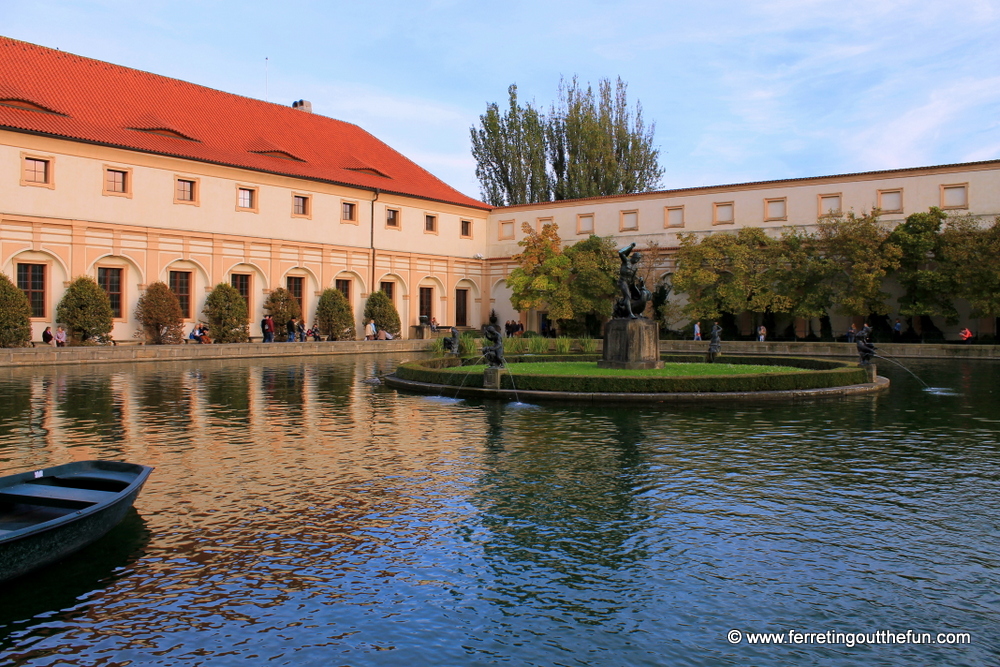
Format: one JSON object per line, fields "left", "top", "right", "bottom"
{"left": 0, "top": 461, "right": 153, "bottom": 583}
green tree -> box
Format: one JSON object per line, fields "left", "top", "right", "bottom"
{"left": 818, "top": 210, "right": 902, "bottom": 317}
{"left": 560, "top": 233, "right": 617, "bottom": 334}
{"left": 134, "top": 281, "right": 184, "bottom": 344}
{"left": 939, "top": 214, "right": 1000, "bottom": 318}
{"left": 0, "top": 272, "right": 32, "bottom": 348}
{"left": 673, "top": 228, "right": 790, "bottom": 321}
{"left": 203, "top": 282, "right": 249, "bottom": 343}
{"left": 887, "top": 207, "right": 956, "bottom": 324}
{"left": 470, "top": 84, "right": 550, "bottom": 207}
{"left": 507, "top": 222, "right": 572, "bottom": 318}
{"left": 316, "top": 288, "right": 355, "bottom": 340}
{"left": 57, "top": 276, "right": 113, "bottom": 345}
{"left": 773, "top": 227, "right": 837, "bottom": 323}
{"left": 363, "top": 290, "right": 401, "bottom": 336}
{"left": 263, "top": 287, "right": 301, "bottom": 341}
{"left": 470, "top": 77, "right": 663, "bottom": 206}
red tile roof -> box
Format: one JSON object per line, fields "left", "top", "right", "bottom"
{"left": 0, "top": 37, "right": 489, "bottom": 210}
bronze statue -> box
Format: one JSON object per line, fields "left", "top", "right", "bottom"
{"left": 613, "top": 243, "right": 651, "bottom": 319}
{"left": 482, "top": 325, "right": 505, "bottom": 368}
{"left": 706, "top": 322, "right": 723, "bottom": 363}
{"left": 442, "top": 327, "right": 460, "bottom": 354}
{"left": 856, "top": 325, "right": 876, "bottom": 365}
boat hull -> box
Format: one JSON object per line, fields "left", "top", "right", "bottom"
{"left": 0, "top": 461, "right": 153, "bottom": 584}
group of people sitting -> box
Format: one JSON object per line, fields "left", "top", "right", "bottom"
{"left": 189, "top": 323, "right": 212, "bottom": 344}
{"left": 366, "top": 319, "right": 394, "bottom": 340}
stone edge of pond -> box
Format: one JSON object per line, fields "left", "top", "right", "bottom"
{"left": 383, "top": 374, "right": 890, "bottom": 403}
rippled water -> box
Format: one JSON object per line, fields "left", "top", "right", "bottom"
{"left": 0, "top": 354, "right": 997, "bottom": 666}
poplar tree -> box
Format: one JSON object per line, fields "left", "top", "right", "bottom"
{"left": 471, "top": 78, "right": 663, "bottom": 206}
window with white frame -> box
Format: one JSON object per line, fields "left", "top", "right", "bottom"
{"left": 878, "top": 189, "right": 903, "bottom": 213}
{"left": 764, "top": 198, "right": 786, "bottom": 221}
{"left": 665, "top": 206, "right": 684, "bottom": 228}
{"left": 818, "top": 194, "right": 842, "bottom": 217}
{"left": 940, "top": 184, "right": 968, "bottom": 210}
{"left": 577, "top": 214, "right": 594, "bottom": 234}
{"left": 499, "top": 220, "right": 515, "bottom": 240}
{"left": 620, "top": 210, "right": 639, "bottom": 231}
{"left": 713, "top": 202, "right": 734, "bottom": 225}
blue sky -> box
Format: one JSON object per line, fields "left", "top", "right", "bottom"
{"left": 5, "top": 0, "right": 1000, "bottom": 201}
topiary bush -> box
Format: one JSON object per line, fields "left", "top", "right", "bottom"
{"left": 57, "top": 276, "right": 113, "bottom": 345}
{"left": 316, "top": 288, "right": 355, "bottom": 340}
{"left": 0, "top": 272, "right": 32, "bottom": 348}
{"left": 264, "top": 287, "right": 301, "bottom": 342}
{"left": 363, "top": 290, "right": 401, "bottom": 336}
{"left": 134, "top": 281, "right": 184, "bottom": 344}
{"left": 203, "top": 282, "right": 249, "bottom": 343}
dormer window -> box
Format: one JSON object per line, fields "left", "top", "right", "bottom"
{"left": 0, "top": 98, "right": 66, "bottom": 115}
{"left": 251, "top": 150, "right": 304, "bottom": 162}
{"left": 129, "top": 127, "right": 198, "bottom": 141}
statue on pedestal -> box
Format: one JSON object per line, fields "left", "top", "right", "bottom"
{"left": 856, "top": 325, "right": 876, "bottom": 365}
{"left": 613, "top": 243, "right": 651, "bottom": 319}
{"left": 482, "top": 325, "right": 505, "bottom": 368}
{"left": 442, "top": 327, "right": 460, "bottom": 354}
{"left": 706, "top": 322, "right": 723, "bottom": 363}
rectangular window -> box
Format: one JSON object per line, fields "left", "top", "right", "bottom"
{"left": 941, "top": 184, "right": 968, "bottom": 210}
{"left": 169, "top": 270, "right": 192, "bottom": 319}
{"left": 237, "top": 187, "right": 257, "bottom": 211}
{"left": 342, "top": 201, "right": 357, "bottom": 222}
{"left": 293, "top": 195, "right": 310, "bottom": 217}
{"left": 620, "top": 210, "right": 639, "bottom": 231}
{"left": 97, "top": 267, "right": 123, "bottom": 319}
{"left": 335, "top": 279, "right": 351, "bottom": 303}
{"left": 455, "top": 288, "right": 468, "bottom": 327}
{"left": 425, "top": 214, "right": 437, "bottom": 233}
{"left": 878, "top": 189, "right": 903, "bottom": 213}
{"left": 818, "top": 194, "right": 842, "bottom": 216}
{"left": 380, "top": 281, "right": 394, "bottom": 303}
{"left": 536, "top": 216, "right": 553, "bottom": 232}
{"left": 231, "top": 273, "right": 251, "bottom": 312}
{"left": 16, "top": 263, "right": 45, "bottom": 319}
{"left": 499, "top": 220, "right": 515, "bottom": 240}
{"left": 419, "top": 287, "right": 433, "bottom": 320}
{"left": 764, "top": 198, "right": 787, "bottom": 221}
{"left": 104, "top": 168, "right": 131, "bottom": 196}
{"left": 577, "top": 214, "right": 594, "bottom": 235}
{"left": 713, "top": 202, "right": 734, "bottom": 225}
{"left": 24, "top": 158, "right": 49, "bottom": 184}
{"left": 386, "top": 208, "right": 400, "bottom": 228}
{"left": 286, "top": 276, "right": 304, "bottom": 313}
{"left": 461, "top": 219, "right": 473, "bottom": 238}
{"left": 176, "top": 179, "right": 195, "bottom": 202}
{"left": 665, "top": 206, "right": 684, "bottom": 228}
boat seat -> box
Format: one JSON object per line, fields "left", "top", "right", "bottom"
{"left": 0, "top": 483, "right": 118, "bottom": 507}
{"left": 55, "top": 470, "right": 136, "bottom": 486}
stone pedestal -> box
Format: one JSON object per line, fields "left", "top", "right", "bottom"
{"left": 411, "top": 324, "right": 431, "bottom": 340}
{"left": 598, "top": 318, "right": 663, "bottom": 370}
{"left": 483, "top": 367, "right": 505, "bottom": 389}
{"left": 865, "top": 363, "right": 877, "bottom": 383}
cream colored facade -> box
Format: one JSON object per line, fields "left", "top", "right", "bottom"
{"left": 4, "top": 124, "right": 999, "bottom": 341}
{"left": 2, "top": 130, "right": 488, "bottom": 340}
{"left": 485, "top": 161, "right": 1000, "bottom": 336}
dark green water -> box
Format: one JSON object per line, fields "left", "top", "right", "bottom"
{"left": 0, "top": 355, "right": 997, "bottom": 666}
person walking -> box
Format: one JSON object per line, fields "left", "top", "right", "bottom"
{"left": 757, "top": 324, "right": 767, "bottom": 342}
{"left": 261, "top": 315, "right": 274, "bottom": 343}
{"left": 694, "top": 322, "right": 702, "bottom": 341}
{"left": 286, "top": 317, "right": 297, "bottom": 342}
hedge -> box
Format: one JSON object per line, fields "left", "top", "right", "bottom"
{"left": 394, "top": 354, "right": 868, "bottom": 393}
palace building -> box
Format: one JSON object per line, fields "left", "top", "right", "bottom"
{"left": 3, "top": 36, "right": 998, "bottom": 340}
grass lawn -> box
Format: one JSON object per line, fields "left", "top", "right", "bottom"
{"left": 455, "top": 362, "right": 805, "bottom": 377}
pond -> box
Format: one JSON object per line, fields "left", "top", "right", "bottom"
{"left": 0, "top": 354, "right": 997, "bottom": 666}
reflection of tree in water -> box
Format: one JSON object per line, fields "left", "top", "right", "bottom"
{"left": 205, "top": 367, "right": 250, "bottom": 423}
{"left": 0, "top": 375, "right": 31, "bottom": 435}
{"left": 57, "top": 376, "right": 123, "bottom": 441}
{"left": 471, "top": 405, "right": 655, "bottom": 621}
{"left": 136, "top": 373, "right": 189, "bottom": 422}
{"left": 261, "top": 365, "right": 306, "bottom": 410}
{"left": 312, "top": 365, "right": 354, "bottom": 411}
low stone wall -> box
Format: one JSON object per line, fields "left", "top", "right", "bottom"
{"left": 659, "top": 340, "right": 1000, "bottom": 360}
{"left": 0, "top": 339, "right": 433, "bottom": 368}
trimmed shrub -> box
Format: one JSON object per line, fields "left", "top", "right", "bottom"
{"left": 264, "top": 287, "right": 301, "bottom": 341}
{"left": 316, "top": 288, "right": 355, "bottom": 340}
{"left": 57, "top": 276, "right": 113, "bottom": 345}
{"left": 363, "top": 290, "right": 401, "bottom": 336}
{"left": 134, "top": 281, "right": 184, "bottom": 344}
{"left": 203, "top": 282, "right": 249, "bottom": 343}
{"left": 0, "top": 272, "right": 32, "bottom": 348}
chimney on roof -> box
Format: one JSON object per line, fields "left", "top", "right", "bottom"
{"left": 292, "top": 99, "right": 313, "bottom": 113}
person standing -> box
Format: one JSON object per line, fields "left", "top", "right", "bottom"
{"left": 893, "top": 318, "right": 902, "bottom": 341}
{"left": 757, "top": 324, "right": 767, "bottom": 342}
{"left": 261, "top": 315, "right": 274, "bottom": 343}
{"left": 286, "top": 317, "right": 297, "bottom": 342}
{"left": 694, "top": 322, "right": 702, "bottom": 341}
{"left": 366, "top": 319, "right": 377, "bottom": 340}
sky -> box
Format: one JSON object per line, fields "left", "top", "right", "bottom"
{"left": 4, "top": 0, "right": 1000, "bottom": 201}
